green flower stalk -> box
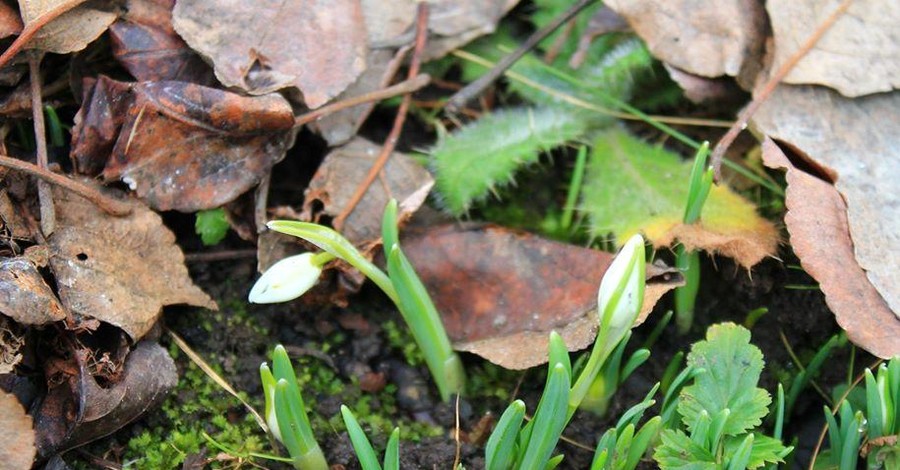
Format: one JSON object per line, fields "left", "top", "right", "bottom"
{"left": 675, "top": 142, "right": 712, "bottom": 334}
{"left": 252, "top": 200, "right": 464, "bottom": 401}
{"left": 569, "top": 234, "right": 646, "bottom": 416}
{"left": 579, "top": 331, "right": 650, "bottom": 416}
{"left": 260, "top": 345, "right": 327, "bottom": 470}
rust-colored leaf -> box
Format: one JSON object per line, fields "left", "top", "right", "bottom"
{"left": 760, "top": 139, "right": 899, "bottom": 359}
{"left": 48, "top": 182, "right": 216, "bottom": 341}
{"left": 767, "top": 0, "right": 899, "bottom": 97}
{"left": 0, "top": 2, "right": 23, "bottom": 39}
{"left": 172, "top": 0, "right": 368, "bottom": 108}
{"left": 0, "top": 390, "right": 35, "bottom": 470}
{"left": 603, "top": 0, "right": 766, "bottom": 88}
{"left": 0, "top": 257, "right": 66, "bottom": 325}
{"left": 402, "top": 224, "right": 682, "bottom": 369}
{"left": 19, "top": 0, "right": 117, "bottom": 54}
{"left": 70, "top": 76, "right": 295, "bottom": 212}
{"left": 301, "top": 137, "right": 434, "bottom": 246}
{"left": 109, "top": 0, "right": 214, "bottom": 83}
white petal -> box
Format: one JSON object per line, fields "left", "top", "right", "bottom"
{"left": 598, "top": 234, "right": 645, "bottom": 335}
{"left": 248, "top": 253, "right": 322, "bottom": 303}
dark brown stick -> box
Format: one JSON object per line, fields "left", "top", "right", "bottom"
{"left": 0, "top": 0, "right": 88, "bottom": 70}
{"left": 0, "top": 155, "right": 132, "bottom": 216}
{"left": 710, "top": 0, "right": 854, "bottom": 181}
{"left": 332, "top": 3, "right": 430, "bottom": 231}
{"left": 293, "top": 74, "right": 431, "bottom": 127}
{"left": 29, "top": 51, "right": 55, "bottom": 235}
{"left": 445, "top": 0, "right": 600, "bottom": 111}
{"left": 184, "top": 249, "right": 258, "bottom": 264}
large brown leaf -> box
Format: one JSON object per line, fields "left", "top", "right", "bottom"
{"left": 0, "top": 390, "right": 35, "bottom": 470}
{"left": 172, "top": 0, "right": 368, "bottom": 108}
{"left": 403, "top": 224, "right": 681, "bottom": 369}
{"left": 603, "top": 0, "right": 766, "bottom": 87}
{"left": 48, "top": 183, "right": 216, "bottom": 340}
{"left": 767, "top": 0, "right": 899, "bottom": 97}
{"left": 0, "top": 257, "right": 65, "bottom": 325}
{"left": 752, "top": 86, "right": 899, "bottom": 320}
{"left": 760, "top": 138, "right": 899, "bottom": 358}
{"left": 70, "top": 76, "right": 295, "bottom": 211}
{"left": 19, "top": 0, "right": 117, "bottom": 54}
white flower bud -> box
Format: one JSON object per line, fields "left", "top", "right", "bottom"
{"left": 248, "top": 253, "right": 322, "bottom": 304}
{"left": 597, "top": 234, "right": 646, "bottom": 344}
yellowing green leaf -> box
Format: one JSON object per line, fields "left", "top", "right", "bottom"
{"left": 582, "top": 130, "right": 778, "bottom": 268}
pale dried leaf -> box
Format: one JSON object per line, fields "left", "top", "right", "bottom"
{"left": 19, "top": 0, "right": 117, "bottom": 54}
{"left": 752, "top": 86, "right": 900, "bottom": 318}
{"left": 0, "top": 390, "right": 35, "bottom": 470}
{"left": 48, "top": 183, "right": 216, "bottom": 340}
{"left": 760, "top": 138, "right": 899, "bottom": 358}
{"left": 604, "top": 0, "right": 766, "bottom": 87}
{"left": 767, "top": 0, "right": 900, "bottom": 97}
{"left": 0, "top": 257, "right": 66, "bottom": 325}
{"left": 172, "top": 0, "right": 368, "bottom": 108}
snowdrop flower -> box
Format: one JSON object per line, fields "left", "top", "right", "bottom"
{"left": 597, "top": 234, "right": 646, "bottom": 345}
{"left": 248, "top": 252, "right": 331, "bottom": 304}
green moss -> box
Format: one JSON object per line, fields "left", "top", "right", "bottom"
{"left": 383, "top": 319, "right": 425, "bottom": 367}
{"left": 465, "top": 362, "right": 521, "bottom": 402}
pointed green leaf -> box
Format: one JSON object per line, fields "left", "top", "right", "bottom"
{"left": 341, "top": 405, "right": 382, "bottom": 470}
{"left": 383, "top": 428, "right": 400, "bottom": 470}
{"left": 654, "top": 429, "right": 717, "bottom": 470}
{"left": 485, "top": 400, "right": 526, "bottom": 470}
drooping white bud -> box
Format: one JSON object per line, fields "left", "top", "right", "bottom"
{"left": 248, "top": 253, "right": 322, "bottom": 304}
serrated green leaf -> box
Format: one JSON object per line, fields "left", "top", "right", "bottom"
{"left": 654, "top": 429, "right": 717, "bottom": 470}
{"left": 195, "top": 208, "right": 229, "bottom": 246}
{"left": 723, "top": 433, "right": 791, "bottom": 469}
{"left": 581, "top": 130, "right": 777, "bottom": 267}
{"left": 678, "top": 323, "right": 771, "bottom": 437}
{"left": 430, "top": 107, "right": 591, "bottom": 215}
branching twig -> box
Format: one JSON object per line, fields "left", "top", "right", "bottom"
{"left": 28, "top": 51, "right": 55, "bottom": 235}
{"left": 0, "top": 155, "right": 132, "bottom": 216}
{"left": 293, "top": 74, "right": 431, "bottom": 127}
{"left": 0, "top": 0, "right": 88, "bottom": 70}
{"left": 709, "top": 0, "right": 854, "bottom": 181}
{"left": 332, "top": 3, "right": 430, "bottom": 231}
{"left": 445, "top": 0, "right": 600, "bottom": 111}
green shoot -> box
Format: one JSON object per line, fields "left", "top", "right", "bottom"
{"left": 195, "top": 208, "right": 230, "bottom": 246}
{"left": 591, "top": 385, "right": 662, "bottom": 470}
{"left": 340, "top": 405, "right": 401, "bottom": 470}
{"left": 823, "top": 402, "right": 863, "bottom": 470}
{"left": 579, "top": 331, "right": 650, "bottom": 416}
{"left": 258, "top": 200, "right": 464, "bottom": 401}
{"left": 43, "top": 105, "right": 66, "bottom": 147}
{"left": 674, "top": 142, "right": 712, "bottom": 335}
{"left": 863, "top": 356, "right": 900, "bottom": 468}
{"left": 784, "top": 333, "right": 845, "bottom": 421}
{"left": 260, "top": 345, "right": 327, "bottom": 470}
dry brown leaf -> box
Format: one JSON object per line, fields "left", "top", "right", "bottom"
{"left": 402, "top": 224, "right": 682, "bottom": 369}
{"left": 767, "top": 0, "right": 900, "bottom": 97}
{"left": 0, "top": 257, "right": 66, "bottom": 325}
{"left": 19, "top": 0, "right": 117, "bottom": 54}
{"left": 604, "top": 0, "right": 766, "bottom": 87}
{"left": 0, "top": 2, "right": 23, "bottom": 39}
{"left": 48, "top": 183, "right": 216, "bottom": 341}
{"left": 760, "top": 138, "right": 899, "bottom": 358}
{"left": 301, "top": 137, "right": 434, "bottom": 246}
{"left": 752, "top": 85, "right": 899, "bottom": 318}
{"left": 172, "top": 0, "right": 368, "bottom": 108}
{"left": 0, "top": 390, "right": 35, "bottom": 470}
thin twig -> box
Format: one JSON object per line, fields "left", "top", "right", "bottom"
{"left": 0, "top": 155, "right": 132, "bottom": 216}
{"left": 332, "top": 3, "right": 430, "bottom": 231}
{"left": 445, "top": 0, "right": 600, "bottom": 111}
{"left": 28, "top": 51, "right": 55, "bottom": 236}
{"left": 184, "top": 249, "right": 258, "bottom": 264}
{"left": 293, "top": 74, "right": 431, "bottom": 127}
{"left": 0, "top": 0, "right": 88, "bottom": 70}
{"left": 710, "top": 0, "right": 854, "bottom": 180}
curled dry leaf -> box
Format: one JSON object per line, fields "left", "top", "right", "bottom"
{"left": 301, "top": 137, "right": 434, "bottom": 246}
{"left": 70, "top": 76, "right": 295, "bottom": 211}
{"left": 18, "top": 0, "right": 117, "bottom": 54}
{"left": 48, "top": 182, "right": 216, "bottom": 341}
{"left": 603, "top": 0, "right": 766, "bottom": 88}
{"left": 0, "top": 257, "right": 66, "bottom": 325}
{"left": 172, "top": 0, "right": 368, "bottom": 108}
{"left": 109, "top": 0, "right": 214, "bottom": 83}
{"left": 0, "top": 390, "right": 35, "bottom": 470}
{"left": 402, "top": 224, "right": 682, "bottom": 369}
{"left": 752, "top": 86, "right": 900, "bottom": 319}
{"left": 767, "top": 0, "right": 899, "bottom": 97}
{"left": 760, "top": 139, "right": 899, "bottom": 358}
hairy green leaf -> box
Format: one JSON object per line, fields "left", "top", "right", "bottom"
{"left": 678, "top": 323, "right": 771, "bottom": 437}
{"left": 654, "top": 429, "right": 717, "bottom": 470}
{"left": 430, "top": 107, "right": 590, "bottom": 215}
{"left": 195, "top": 208, "right": 229, "bottom": 246}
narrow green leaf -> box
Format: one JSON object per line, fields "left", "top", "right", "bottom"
{"left": 341, "top": 405, "right": 382, "bottom": 470}
{"left": 548, "top": 331, "right": 572, "bottom": 382}
{"left": 383, "top": 428, "right": 400, "bottom": 470}
{"left": 518, "top": 364, "right": 570, "bottom": 469}
{"left": 725, "top": 434, "right": 753, "bottom": 470}
{"left": 271, "top": 346, "right": 318, "bottom": 454}
{"left": 274, "top": 380, "right": 304, "bottom": 462}
{"left": 654, "top": 429, "right": 716, "bottom": 470}
{"left": 624, "top": 417, "right": 661, "bottom": 470}
{"left": 381, "top": 199, "right": 399, "bottom": 261}
{"left": 866, "top": 368, "right": 884, "bottom": 437}
{"left": 545, "top": 454, "right": 565, "bottom": 470}
{"left": 485, "top": 400, "right": 526, "bottom": 470}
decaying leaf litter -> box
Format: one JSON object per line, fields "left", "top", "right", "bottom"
{"left": 0, "top": 0, "right": 895, "bottom": 468}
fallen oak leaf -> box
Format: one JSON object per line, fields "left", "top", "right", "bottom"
{"left": 48, "top": 181, "right": 216, "bottom": 341}
{"left": 18, "top": 0, "right": 117, "bottom": 54}
{"left": 0, "top": 257, "right": 66, "bottom": 326}
{"left": 760, "top": 138, "right": 899, "bottom": 359}
{"left": 0, "top": 390, "right": 35, "bottom": 470}
{"left": 402, "top": 224, "right": 682, "bottom": 370}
